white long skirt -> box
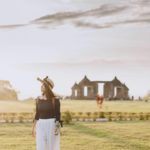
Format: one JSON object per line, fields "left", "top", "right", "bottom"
{"left": 36, "top": 118, "right": 60, "bottom": 150}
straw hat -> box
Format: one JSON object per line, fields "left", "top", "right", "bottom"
{"left": 37, "top": 76, "right": 54, "bottom": 89}
{"left": 43, "top": 77, "right": 54, "bottom": 89}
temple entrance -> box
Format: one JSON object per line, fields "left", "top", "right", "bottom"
{"left": 98, "top": 83, "right": 104, "bottom": 96}
{"left": 114, "top": 86, "right": 122, "bottom": 98}
{"left": 75, "top": 89, "right": 78, "bottom": 97}
{"left": 114, "top": 87, "right": 117, "bottom": 97}
{"left": 84, "top": 86, "right": 88, "bottom": 96}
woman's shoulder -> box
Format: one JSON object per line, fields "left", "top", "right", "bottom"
{"left": 54, "top": 97, "right": 61, "bottom": 104}
{"left": 35, "top": 96, "right": 42, "bottom": 100}
{"left": 35, "top": 96, "right": 47, "bottom": 102}
{"left": 35, "top": 96, "right": 60, "bottom": 103}
{"left": 54, "top": 96, "right": 60, "bottom": 101}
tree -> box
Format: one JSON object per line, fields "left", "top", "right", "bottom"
{"left": 144, "top": 91, "right": 150, "bottom": 102}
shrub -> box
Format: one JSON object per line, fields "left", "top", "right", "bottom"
{"left": 139, "top": 113, "right": 144, "bottom": 120}
{"left": 92, "top": 112, "right": 99, "bottom": 120}
{"left": 78, "top": 112, "right": 83, "bottom": 116}
{"left": 9, "top": 113, "right": 17, "bottom": 123}
{"left": 145, "top": 113, "right": 150, "bottom": 120}
{"left": 99, "top": 112, "right": 105, "bottom": 118}
{"left": 108, "top": 115, "right": 112, "bottom": 121}
{"left": 128, "top": 113, "right": 134, "bottom": 121}
{"left": 70, "top": 112, "right": 76, "bottom": 117}
{"left": 19, "top": 116, "right": 24, "bottom": 123}
{"left": 123, "top": 112, "right": 128, "bottom": 121}
{"left": 93, "top": 112, "right": 99, "bottom": 116}
{"left": 86, "top": 112, "right": 92, "bottom": 118}
{"left": 106, "top": 112, "right": 112, "bottom": 121}
{"left": 63, "top": 111, "right": 72, "bottom": 124}
{"left": 118, "top": 113, "right": 123, "bottom": 121}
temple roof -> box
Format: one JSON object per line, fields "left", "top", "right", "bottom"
{"left": 79, "top": 75, "right": 91, "bottom": 85}
{"left": 71, "top": 82, "right": 79, "bottom": 89}
{"left": 123, "top": 83, "right": 129, "bottom": 90}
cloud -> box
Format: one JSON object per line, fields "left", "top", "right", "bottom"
{"left": 0, "top": 24, "right": 27, "bottom": 30}
{"left": 29, "top": 1, "right": 150, "bottom": 29}
{"left": 31, "top": 4, "right": 128, "bottom": 28}
{"left": 130, "top": 0, "right": 150, "bottom": 5}
{"left": 18, "top": 58, "right": 150, "bottom": 70}
{"left": 73, "top": 17, "right": 150, "bottom": 29}
{"left": 0, "top": 0, "right": 150, "bottom": 30}
{"left": 140, "top": 12, "right": 150, "bottom": 17}
{"left": 31, "top": 4, "right": 128, "bottom": 25}
{"left": 74, "top": 21, "right": 113, "bottom": 29}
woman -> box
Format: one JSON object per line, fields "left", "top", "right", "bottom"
{"left": 32, "top": 76, "right": 61, "bottom": 150}
{"left": 96, "top": 94, "right": 104, "bottom": 109}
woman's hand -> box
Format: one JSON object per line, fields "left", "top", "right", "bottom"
{"left": 55, "top": 121, "right": 60, "bottom": 135}
{"left": 32, "top": 120, "right": 37, "bottom": 138}
{"left": 32, "top": 127, "right": 36, "bottom": 138}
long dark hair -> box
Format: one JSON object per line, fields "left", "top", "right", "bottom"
{"left": 42, "top": 83, "right": 55, "bottom": 100}
{"left": 42, "top": 83, "right": 56, "bottom": 114}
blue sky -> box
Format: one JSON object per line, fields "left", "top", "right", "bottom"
{"left": 0, "top": 0, "right": 150, "bottom": 99}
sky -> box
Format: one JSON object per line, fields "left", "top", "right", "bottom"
{"left": 0, "top": 0, "right": 150, "bottom": 99}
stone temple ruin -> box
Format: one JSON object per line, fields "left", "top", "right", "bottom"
{"left": 71, "top": 76, "right": 129, "bottom": 100}
{"left": 0, "top": 80, "right": 18, "bottom": 100}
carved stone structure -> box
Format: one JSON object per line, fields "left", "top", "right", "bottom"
{"left": 0, "top": 80, "right": 18, "bottom": 100}
{"left": 71, "top": 76, "right": 129, "bottom": 100}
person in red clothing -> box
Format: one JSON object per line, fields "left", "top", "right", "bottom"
{"left": 96, "top": 94, "right": 104, "bottom": 109}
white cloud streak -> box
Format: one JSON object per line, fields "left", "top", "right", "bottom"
{"left": 0, "top": 0, "right": 150, "bottom": 30}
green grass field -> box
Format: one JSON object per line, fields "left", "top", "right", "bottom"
{"left": 0, "top": 99, "right": 150, "bottom": 113}
{"left": 0, "top": 100, "right": 150, "bottom": 150}
{"left": 0, "top": 121, "right": 150, "bottom": 150}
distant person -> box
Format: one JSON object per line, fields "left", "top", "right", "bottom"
{"left": 96, "top": 94, "right": 104, "bottom": 109}
{"left": 32, "top": 76, "right": 62, "bottom": 150}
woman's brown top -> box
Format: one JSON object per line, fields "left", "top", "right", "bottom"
{"left": 34, "top": 96, "right": 61, "bottom": 122}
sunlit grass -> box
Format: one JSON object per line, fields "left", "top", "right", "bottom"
{"left": 0, "top": 121, "right": 150, "bottom": 150}
{"left": 1, "top": 99, "right": 150, "bottom": 150}
{"left": 0, "top": 100, "right": 150, "bottom": 113}
{"left": 61, "top": 100, "right": 150, "bottom": 113}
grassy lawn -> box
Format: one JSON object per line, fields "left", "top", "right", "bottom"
{"left": 0, "top": 100, "right": 150, "bottom": 113}
{"left": 61, "top": 100, "right": 150, "bottom": 113}
{"left": 0, "top": 121, "right": 150, "bottom": 150}
{"left": 0, "top": 100, "right": 150, "bottom": 150}
{"left": 0, "top": 100, "right": 34, "bottom": 113}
